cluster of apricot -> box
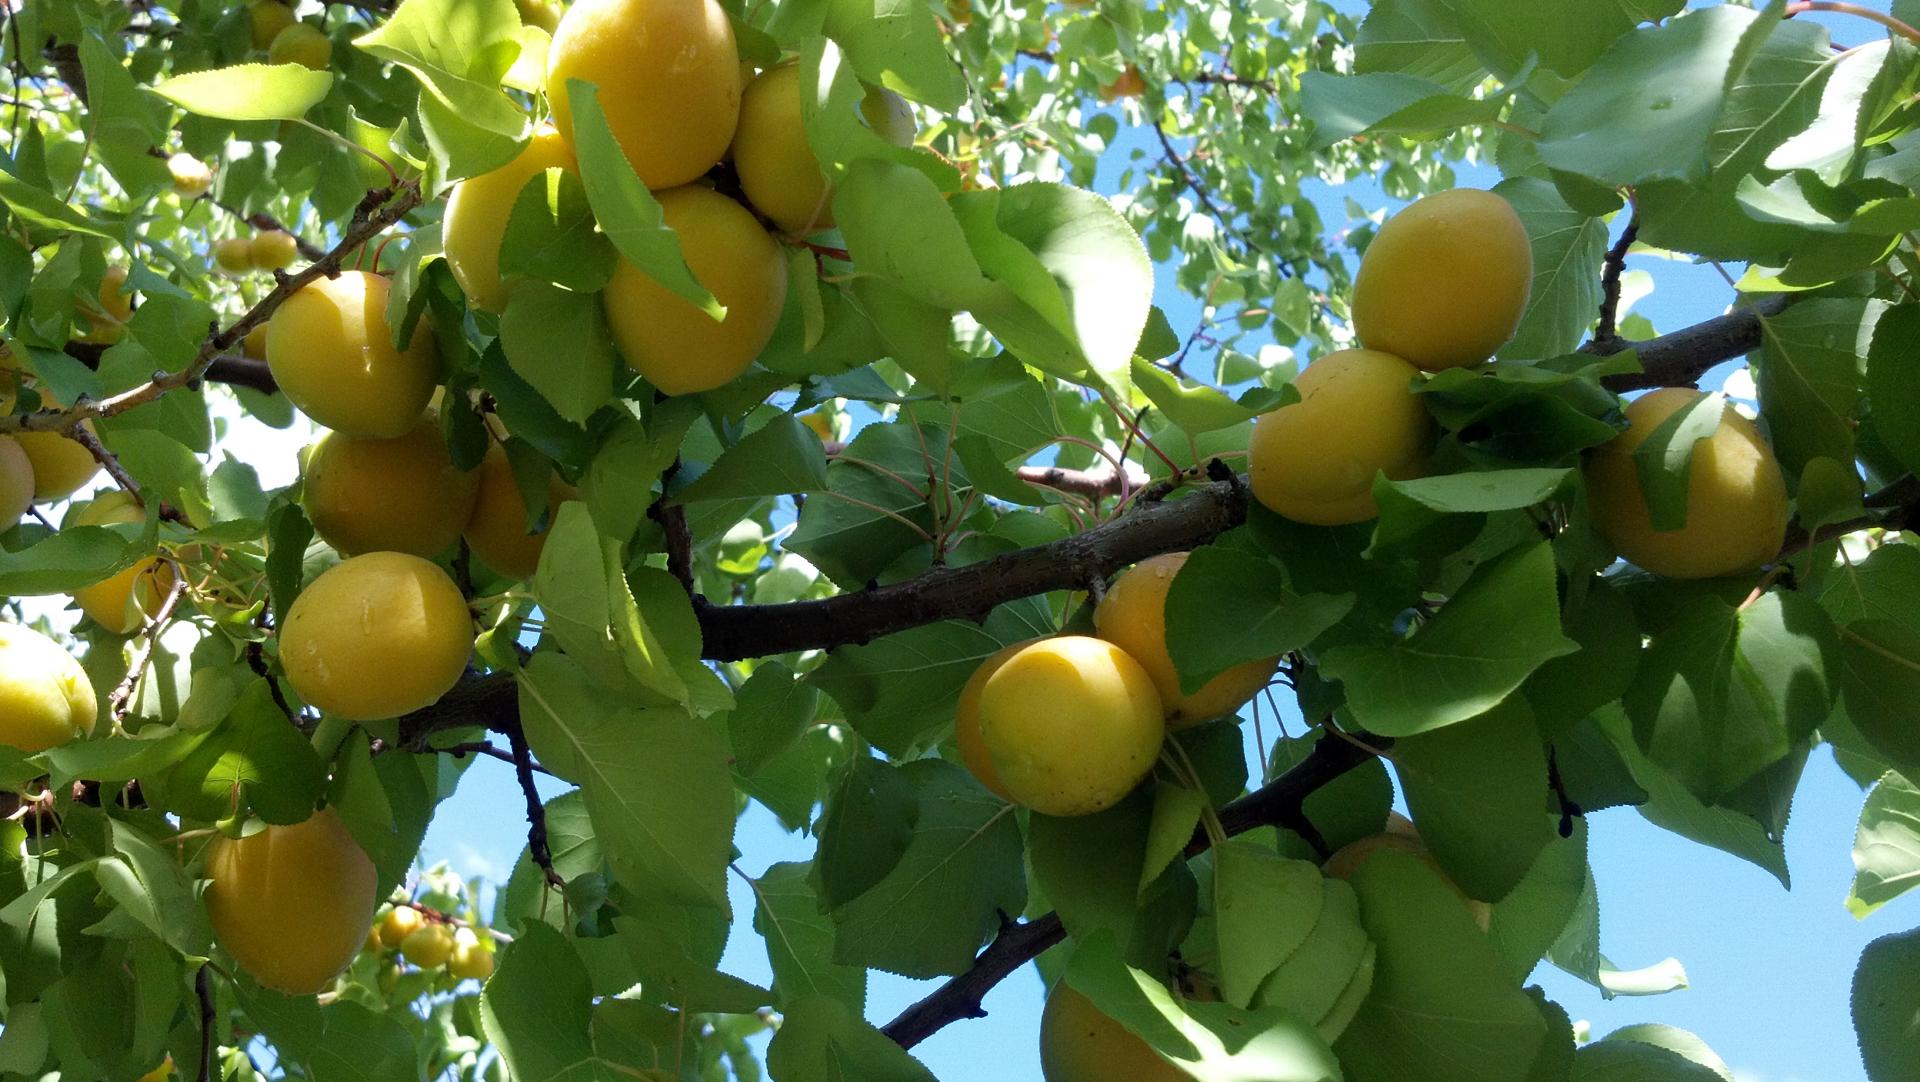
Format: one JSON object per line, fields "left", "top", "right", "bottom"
{"left": 442, "top": 0, "right": 913, "bottom": 396}
{"left": 370, "top": 901, "right": 496, "bottom": 983}
{"left": 1247, "top": 188, "right": 1788, "bottom": 580}
{"left": 214, "top": 228, "right": 300, "bottom": 276}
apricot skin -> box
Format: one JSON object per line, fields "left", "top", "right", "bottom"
{"left": 304, "top": 417, "right": 480, "bottom": 559}
{"left": 251, "top": 230, "right": 299, "bottom": 271}
{"left": 77, "top": 266, "right": 133, "bottom": 345}
{"left": 463, "top": 442, "right": 576, "bottom": 580}
{"left": 547, "top": 0, "right": 742, "bottom": 190}
{"left": 444, "top": 127, "right": 577, "bottom": 314}
{"left": 279, "top": 552, "right": 473, "bottom": 721}
{"left": 0, "top": 622, "right": 96, "bottom": 753}
{"left": 69, "top": 492, "right": 176, "bottom": 636}
{"left": 248, "top": 1, "right": 296, "bottom": 50}
{"left": 1584, "top": 388, "right": 1790, "bottom": 580}
{"left": 1352, "top": 188, "right": 1532, "bottom": 372}
{"left": 268, "top": 23, "right": 332, "bottom": 71}
{"left": 1039, "top": 983, "right": 1189, "bottom": 1082}
{"left": 0, "top": 436, "right": 32, "bottom": 528}
{"left": 603, "top": 186, "right": 787, "bottom": 396}
{"left": 267, "top": 271, "right": 439, "bottom": 439}
{"left": 953, "top": 641, "right": 1030, "bottom": 800}
{"left": 978, "top": 636, "right": 1165, "bottom": 817}
{"left": 731, "top": 64, "right": 916, "bottom": 234}
{"left": 203, "top": 809, "right": 378, "bottom": 995}
{"left": 1248, "top": 349, "right": 1433, "bottom": 526}
{"left": 1095, "top": 553, "right": 1279, "bottom": 728}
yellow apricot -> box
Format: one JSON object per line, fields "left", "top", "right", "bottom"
{"left": 463, "top": 442, "right": 575, "bottom": 580}
{"left": 603, "top": 186, "right": 787, "bottom": 396}
{"left": 0, "top": 436, "right": 32, "bottom": 528}
{"left": 215, "top": 237, "right": 254, "bottom": 274}
{"left": 1094, "top": 553, "right": 1279, "bottom": 728}
{"left": 136, "top": 1055, "right": 174, "bottom": 1082}
{"left": 953, "top": 640, "right": 1032, "bottom": 800}
{"left": 1039, "top": 983, "right": 1189, "bottom": 1082}
{"left": 731, "top": 64, "right": 916, "bottom": 234}
{"left": 978, "top": 636, "right": 1164, "bottom": 817}
{"left": 1352, "top": 188, "right": 1532, "bottom": 372}
{"left": 547, "top": 0, "right": 742, "bottom": 190}
{"left": 1098, "top": 65, "right": 1147, "bottom": 103}
{"left": 248, "top": 0, "right": 297, "bottom": 50}
{"left": 1584, "top": 388, "right": 1789, "bottom": 580}
{"left": 251, "top": 229, "right": 299, "bottom": 271}
{"left": 0, "top": 622, "right": 95, "bottom": 752}
{"left": 401, "top": 923, "right": 454, "bottom": 968}
{"left": 516, "top": 0, "right": 563, "bottom": 32}
{"left": 449, "top": 928, "right": 494, "bottom": 981}
{"left": 168, "top": 153, "right": 213, "bottom": 199}
{"left": 68, "top": 492, "right": 175, "bottom": 636}
{"left": 243, "top": 324, "right": 270, "bottom": 361}
{"left": 10, "top": 395, "right": 104, "bottom": 503}
{"left": 267, "top": 270, "right": 439, "bottom": 438}
{"left": 279, "top": 552, "right": 474, "bottom": 721}
{"left": 379, "top": 904, "right": 425, "bottom": 949}
{"left": 1247, "top": 349, "right": 1432, "bottom": 526}
{"left": 77, "top": 266, "right": 133, "bottom": 345}
{"left": 1324, "top": 829, "right": 1492, "bottom": 930}
{"left": 444, "top": 127, "right": 578, "bottom": 314}
{"left": 304, "top": 417, "right": 480, "bottom": 558}
{"left": 204, "top": 809, "right": 378, "bottom": 995}
{"left": 268, "top": 22, "right": 332, "bottom": 71}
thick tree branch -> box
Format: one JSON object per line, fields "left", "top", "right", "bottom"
{"left": 822, "top": 440, "right": 1144, "bottom": 500}
{"left": 880, "top": 730, "right": 1378, "bottom": 1049}
{"left": 1592, "top": 294, "right": 1792, "bottom": 392}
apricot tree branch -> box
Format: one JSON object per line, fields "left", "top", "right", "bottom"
{"left": 1591, "top": 293, "right": 1793, "bottom": 391}
{"left": 109, "top": 575, "right": 189, "bottom": 719}
{"left": 505, "top": 715, "right": 564, "bottom": 889}
{"left": 1593, "top": 213, "right": 1638, "bottom": 346}
{"left": 821, "top": 440, "right": 1142, "bottom": 500}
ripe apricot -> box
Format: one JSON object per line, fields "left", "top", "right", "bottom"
{"left": 267, "top": 270, "right": 439, "bottom": 438}
{"left": 5, "top": 388, "right": 104, "bottom": 503}
{"left": 242, "top": 324, "right": 270, "bottom": 361}
{"left": 547, "top": 0, "right": 742, "bottom": 190}
{"left": 977, "top": 636, "right": 1164, "bottom": 817}
{"left": 400, "top": 923, "right": 454, "bottom": 968}
{"left": 1352, "top": 188, "right": 1532, "bottom": 371}
{"left": 0, "top": 622, "right": 96, "bottom": 752}
{"left": 1584, "top": 388, "right": 1789, "bottom": 579}
{"left": 379, "top": 904, "right": 425, "bottom": 950}
{"left": 304, "top": 416, "right": 480, "bottom": 558}
{"left": 603, "top": 186, "right": 786, "bottom": 396}
{"left": 168, "top": 153, "right": 213, "bottom": 199}
{"left": 251, "top": 229, "right": 299, "bottom": 271}
{"left": 1094, "top": 553, "right": 1279, "bottom": 728}
{"left": 1247, "top": 349, "right": 1433, "bottom": 525}
{"left": 68, "top": 492, "right": 175, "bottom": 636}
{"left": 731, "top": 63, "right": 916, "bottom": 234}
{"left": 248, "top": 1, "right": 296, "bottom": 50}
{"left": 0, "top": 436, "right": 32, "bottom": 528}
{"left": 279, "top": 552, "right": 473, "bottom": 721}
{"left": 203, "top": 809, "right": 378, "bottom": 995}
{"left": 1039, "top": 983, "right": 1189, "bottom": 1082}
{"left": 462, "top": 442, "right": 576, "bottom": 580}
{"left": 268, "top": 22, "right": 332, "bottom": 71}
{"left": 444, "top": 127, "right": 577, "bottom": 313}
{"left": 953, "top": 640, "right": 1031, "bottom": 800}
{"left": 77, "top": 266, "right": 133, "bottom": 345}
{"left": 215, "top": 237, "right": 254, "bottom": 274}
{"left": 449, "top": 927, "right": 494, "bottom": 980}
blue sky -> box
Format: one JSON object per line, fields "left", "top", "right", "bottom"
{"left": 413, "top": 4, "right": 1912, "bottom": 1080}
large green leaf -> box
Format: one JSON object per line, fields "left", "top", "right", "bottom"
{"left": 148, "top": 63, "right": 334, "bottom": 121}
{"left": 1355, "top": 0, "right": 1485, "bottom": 92}
{"left": 1848, "top": 772, "right": 1920, "bottom": 918}
{"left": 1853, "top": 926, "right": 1920, "bottom": 1082}
{"left": 352, "top": 0, "right": 525, "bottom": 137}
{"left": 751, "top": 861, "right": 867, "bottom": 1013}
{"left": 1394, "top": 697, "right": 1556, "bottom": 903}
{"left": 478, "top": 923, "right": 607, "bottom": 1082}
{"left": 1866, "top": 303, "right": 1920, "bottom": 478}
{"left": 1837, "top": 618, "right": 1920, "bottom": 777}
{"left": 1756, "top": 298, "right": 1883, "bottom": 482}
{"left": 1494, "top": 178, "right": 1607, "bottom": 361}
{"left": 1297, "top": 72, "right": 1499, "bottom": 151}
{"left": 676, "top": 416, "right": 830, "bottom": 503}
{"left": 1444, "top": 0, "right": 1686, "bottom": 79}
{"left": 1165, "top": 544, "right": 1353, "bottom": 695}
{"left": 765, "top": 996, "right": 940, "bottom": 1082}
{"left": 1210, "top": 842, "right": 1324, "bottom": 1009}
{"left": 500, "top": 283, "right": 618, "bottom": 425}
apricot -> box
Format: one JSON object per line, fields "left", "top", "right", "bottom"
{"left": 267, "top": 270, "right": 439, "bottom": 438}
{"left": 251, "top": 229, "right": 299, "bottom": 271}
{"left": 0, "top": 436, "right": 32, "bottom": 528}
{"left": 953, "top": 640, "right": 1031, "bottom": 800}
{"left": 7, "top": 391, "right": 104, "bottom": 502}
{"left": 1098, "top": 65, "right": 1147, "bottom": 102}
{"left": 603, "top": 186, "right": 786, "bottom": 395}
{"left": 0, "top": 622, "right": 96, "bottom": 752}
{"left": 68, "top": 492, "right": 176, "bottom": 636}
{"left": 547, "top": 0, "right": 741, "bottom": 190}
{"left": 268, "top": 22, "right": 332, "bottom": 71}
{"left": 1584, "top": 388, "right": 1789, "bottom": 579}
{"left": 731, "top": 63, "right": 916, "bottom": 233}
{"left": 242, "top": 324, "right": 270, "bottom": 361}
{"left": 77, "top": 266, "right": 133, "bottom": 345}
{"left": 516, "top": 0, "right": 563, "bottom": 32}
{"left": 279, "top": 551, "right": 473, "bottom": 721}
{"left": 215, "top": 237, "right": 254, "bottom": 274}
{"left": 168, "top": 153, "right": 212, "bottom": 199}
{"left": 1039, "top": 983, "right": 1188, "bottom": 1082}
{"left": 449, "top": 927, "right": 494, "bottom": 981}
{"left": 304, "top": 416, "right": 480, "bottom": 558}
{"left": 1351, "top": 188, "right": 1532, "bottom": 371}
{"left": 203, "top": 809, "right": 378, "bottom": 995}
{"left": 401, "top": 923, "right": 454, "bottom": 968}
{"left": 443, "top": 126, "right": 578, "bottom": 313}
{"left": 136, "top": 1056, "right": 174, "bottom": 1082}
{"left": 1247, "top": 349, "right": 1432, "bottom": 525}
{"left": 462, "top": 442, "right": 576, "bottom": 580}
{"left": 379, "top": 904, "right": 425, "bottom": 949}
{"left": 1094, "top": 553, "right": 1279, "bottom": 728}
{"left": 977, "top": 636, "right": 1164, "bottom": 817}
{"left": 248, "top": 1, "right": 297, "bottom": 50}
{"left": 1324, "top": 828, "right": 1491, "bottom": 930}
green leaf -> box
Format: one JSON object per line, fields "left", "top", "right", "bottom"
{"left": 814, "top": 755, "right": 918, "bottom": 910}
{"left": 1571, "top": 1039, "right": 1728, "bottom": 1082}
{"left": 1600, "top": 1025, "right": 1734, "bottom": 1077}
{"left": 1211, "top": 842, "right": 1324, "bottom": 1008}
{"left": 1334, "top": 851, "right": 1548, "bottom": 1082}
{"left": 148, "top": 63, "right": 334, "bottom": 121}
{"left": 518, "top": 653, "right": 735, "bottom": 909}
{"left": 1757, "top": 298, "right": 1883, "bottom": 482}
{"left": 1395, "top": 697, "right": 1556, "bottom": 903}
{"left": 1165, "top": 544, "right": 1353, "bottom": 695}
{"left": 498, "top": 168, "right": 618, "bottom": 294}
{"left": 1298, "top": 72, "right": 1500, "bottom": 151}
{"left": 831, "top": 760, "right": 1025, "bottom": 978}
{"left": 1822, "top": 542, "right": 1920, "bottom": 634}
{"left": 167, "top": 678, "right": 326, "bottom": 825}
{"left": 1631, "top": 392, "right": 1726, "bottom": 532}
{"left": 786, "top": 420, "right": 951, "bottom": 589}
{"left": 0, "top": 522, "right": 153, "bottom": 597}
{"left": 1838, "top": 618, "right": 1920, "bottom": 777}
{"left": 0, "top": 172, "right": 121, "bottom": 240}
{"left": 1030, "top": 794, "right": 1153, "bottom": 949}
{"left": 1251, "top": 878, "right": 1374, "bottom": 1039}
{"left": 1539, "top": 5, "right": 1772, "bottom": 188}
{"left": 765, "top": 995, "right": 939, "bottom": 1082}
{"left": 1854, "top": 925, "right": 1920, "bottom": 1082}
{"left": 1369, "top": 468, "right": 1571, "bottom": 560}
{"left": 1444, "top": 0, "right": 1685, "bottom": 80}
{"left": 1867, "top": 303, "right": 1920, "bottom": 478}
{"left": 1849, "top": 772, "right": 1920, "bottom": 918}
{"left": 1133, "top": 357, "right": 1294, "bottom": 434}
{"left": 613, "top": 911, "right": 771, "bottom": 1013}
{"left": 821, "top": 0, "right": 965, "bottom": 110}
{"left": 1321, "top": 541, "right": 1579, "bottom": 737}
{"left": 836, "top": 158, "right": 985, "bottom": 310}
{"left": 352, "top": 0, "right": 525, "bottom": 138}
{"left": 752, "top": 861, "right": 867, "bottom": 1013}
{"left": 677, "top": 416, "right": 830, "bottom": 503}
{"left": 1489, "top": 821, "right": 1589, "bottom": 985}
{"left": 308, "top": 1002, "right": 418, "bottom": 1082}
{"left": 1355, "top": 0, "right": 1485, "bottom": 92}
{"left": 479, "top": 923, "right": 603, "bottom": 1081}
{"left": 499, "top": 282, "right": 617, "bottom": 425}
{"left": 1495, "top": 178, "right": 1608, "bottom": 361}
{"left": 565, "top": 79, "right": 722, "bottom": 317}
{"left": 1524, "top": 575, "right": 1642, "bottom": 740}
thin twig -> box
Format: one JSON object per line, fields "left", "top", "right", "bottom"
{"left": 505, "top": 720, "right": 564, "bottom": 890}
{"left": 108, "top": 575, "right": 188, "bottom": 719}
{"left": 195, "top": 964, "right": 216, "bottom": 1082}
{"left": 1787, "top": 1, "right": 1920, "bottom": 44}
{"left": 1150, "top": 120, "right": 1250, "bottom": 254}
{"left": 1594, "top": 213, "right": 1639, "bottom": 346}
{"left": 438, "top": 740, "right": 558, "bottom": 778}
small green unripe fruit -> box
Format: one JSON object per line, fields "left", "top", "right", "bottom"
{"left": 168, "top": 153, "right": 213, "bottom": 199}
{"left": 268, "top": 23, "right": 332, "bottom": 71}
{"left": 976, "top": 636, "right": 1165, "bottom": 817}
{"left": 443, "top": 127, "right": 576, "bottom": 314}
{"left": 1351, "top": 188, "right": 1532, "bottom": 371}
{"left": 1095, "top": 552, "right": 1279, "bottom": 728}
{"left": 1039, "top": 983, "right": 1189, "bottom": 1082}
{"left": 1247, "top": 349, "right": 1433, "bottom": 525}
{"left": 1583, "top": 388, "right": 1790, "bottom": 579}
{"left": 400, "top": 923, "right": 455, "bottom": 968}
{"left": 215, "top": 237, "right": 254, "bottom": 274}
{"left": 279, "top": 552, "right": 474, "bottom": 721}
{"left": 304, "top": 416, "right": 481, "bottom": 559}
{"left": 203, "top": 809, "right": 378, "bottom": 995}
{"left": 251, "top": 230, "right": 299, "bottom": 271}
{"left": 731, "top": 63, "right": 916, "bottom": 234}
{"left": 267, "top": 270, "right": 438, "bottom": 438}
{"left": 0, "top": 622, "right": 96, "bottom": 753}
{"left": 603, "top": 186, "right": 787, "bottom": 396}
